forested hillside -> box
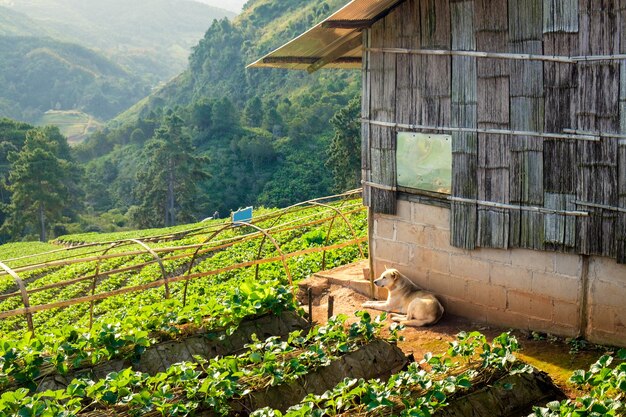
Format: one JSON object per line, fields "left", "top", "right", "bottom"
{"left": 74, "top": 0, "right": 363, "bottom": 232}
{"left": 0, "top": 36, "right": 148, "bottom": 122}
{"left": 0, "top": 0, "right": 362, "bottom": 241}
{"left": 0, "top": 0, "right": 234, "bottom": 84}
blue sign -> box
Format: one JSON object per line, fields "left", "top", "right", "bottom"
{"left": 232, "top": 206, "right": 253, "bottom": 223}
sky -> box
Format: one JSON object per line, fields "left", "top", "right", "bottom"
{"left": 193, "top": 0, "right": 247, "bottom": 13}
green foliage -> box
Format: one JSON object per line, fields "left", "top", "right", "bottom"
{"left": 530, "top": 350, "right": 625, "bottom": 416}
{"left": 0, "top": 312, "right": 387, "bottom": 416}
{"left": 131, "top": 113, "right": 210, "bottom": 228}
{"left": 1, "top": 127, "right": 82, "bottom": 241}
{"left": 0, "top": 36, "right": 149, "bottom": 122}
{"left": 78, "top": 0, "right": 360, "bottom": 226}
{"left": 0, "top": 280, "right": 298, "bottom": 392}
{"left": 0, "top": 0, "right": 235, "bottom": 86}
{"left": 326, "top": 97, "right": 361, "bottom": 192}
{"left": 251, "top": 331, "right": 530, "bottom": 417}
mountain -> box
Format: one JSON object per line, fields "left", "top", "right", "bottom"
{"left": 0, "top": 0, "right": 235, "bottom": 84}
{"left": 116, "top": 0, "right": 350, "bottom": 122}
{"left": 0, "top": 36, "right": 149, "bottom": 123}
{"left": 75, "top": 0, "right": 362, "bottom": 228}
{"left": 193, "top": 0, "right": 248, "bottom": 13}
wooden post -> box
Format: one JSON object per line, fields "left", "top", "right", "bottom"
{"left": 308, "top": 287, "right": 313, "bottom": 323}
{"left": 368, "top": 206, "right": 376, "bottom": 299}
{"left": 327, "top": 295, "right": 334, "bottom": 319}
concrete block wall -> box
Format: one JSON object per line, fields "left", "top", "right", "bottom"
{"left": 371, "top": 199, "right": 626, "bottom": 347}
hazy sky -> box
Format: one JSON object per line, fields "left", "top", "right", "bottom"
{"left": 194, "top": 0, "right": 247, "bottom": 13}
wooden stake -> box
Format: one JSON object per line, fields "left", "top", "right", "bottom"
{"left": 308, "top": 288, "right": 313, "bottom": 323}
{"left": 327, "top": 295, "right": 334, "bottom": 319}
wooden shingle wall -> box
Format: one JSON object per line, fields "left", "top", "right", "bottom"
{"left": 362, "top": 0, "right": 626, "bottom": 263}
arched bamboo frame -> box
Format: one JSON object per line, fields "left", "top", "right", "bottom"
{"left": 0, "top": 190, "right": 366, "bottom": 331}
{"left": 0, "top": 261, "right": 34, "bottom": 334}
{"left": 253, "top": 198, "right": 364, "bottom": 279}
{"left": 90, "top": 239, "right": 168, "bottom": 328}
{"left": 182, "top": 223, "right": 235, "bottom": 306}
{"left": 182, "top": 220, "right": 293, "bottom": 306}
{"left": 308, "top": 201, "right": 365, "bottom": 270}
{"left": 236, "top": 220, "right": 293, "bottom": 286}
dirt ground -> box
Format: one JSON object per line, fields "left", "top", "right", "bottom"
{"left": 306, "top": 284, "right": 609, "bottom": 398}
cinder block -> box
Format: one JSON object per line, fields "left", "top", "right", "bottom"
{"left": 416, "top": 248, "right": 450, "bottom": 274}
{"left": 450, "top": 254, "right": 490, "bottom": 282}
{"left": 506, "top": 290, "right": 534, "bottom": 317}
{"left": 490, "top": 263, "right": 532, "bottom": 292}
{"left": 412, "top": 203, "right": 450, "bottom": 230}
{"left": 589, "top": 256, "right": 626, "bottom": 281}
{"left": 429, "top": 227, "right": 465, "bottom": 253}
{"left": 589, "top": 278, "right": 626, "bottom": 308}
{"left": 528, "top": 318, "right": 578, "bottom": 338}
{"left": 396, "top": 222, "right": 429, "bottom": 246}
{"left": 443, "top": 298, "right": 489, "bottom": 322}
{"left": 552, "top": 300, "right": 580, "bottom": 328}
{"left": 429, "top": 271, "right": 467, "bottom": 300}
{"left": 532, "top": 271, "right": 581, "bottom": 302}
{"left": 588, "top": 305, "right": 616, "bottom": 333}
{"left": 587, "top": 328, "right": 626, "bottom": 348}
{"left": 486, "top": 308, "right": 530, "bottom": 330}
{"left": 554, "top": 253, "right": 581, "bottom": 277}
{"left": 529, "top": 295, "right": 555, "bottom": 321}
{"left": 510, "top": 249, "right": 554, "bottom": 272}
{"left": 400, "top": 267, "right": 430, "bottom": 289}
{"left": 471, "top": 247, "right": 511, "bottom": 264}
{"left": 374, "top": 218, "right": 395, "bottom": 240}
{"left": 374, "top": 239, "right": 410, "bottom": 265}
{"left": 466, "top": 281, "right": 507, "bottom": 310}
{"left": 396, "top": 199, "right": 412, "bottom": 221}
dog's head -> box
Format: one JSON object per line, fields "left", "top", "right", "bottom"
{"left": 373, "top": 268, "right": 400, "bottom": 290}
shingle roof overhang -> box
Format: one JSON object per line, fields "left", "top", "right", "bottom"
{"left": 247, "top": 0, "right": 404, "bottom": 72}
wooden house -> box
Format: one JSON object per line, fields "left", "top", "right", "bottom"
{"left": 250, "top": 0, "right": 626, "bottom": 346}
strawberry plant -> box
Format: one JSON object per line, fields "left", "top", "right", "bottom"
{"left": 530, "top": 349, "right": 625, "bottom": 417}
{"left": 251, "top": 331, "right": 532, "bottom": 417}
{"left": 0, "top": 312, "right": 390, "bottom": 416}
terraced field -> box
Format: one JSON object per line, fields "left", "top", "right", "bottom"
{"left": 0, "top": 191, "right": 623, "bottom": 416}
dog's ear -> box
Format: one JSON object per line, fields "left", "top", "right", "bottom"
{"left": 391, "top": 270, "right": 398, "bottom": 279}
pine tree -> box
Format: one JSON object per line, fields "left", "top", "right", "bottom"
{"left": 133, "top": 113, "right": 210, "bottom": 228}
{"left": 2, "top": 129, "right": 77, "bottom": 241}
{"left": 326, "top": 98, "right": 361, "bottom": 192}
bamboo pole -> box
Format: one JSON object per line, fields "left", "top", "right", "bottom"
{"left": 0, "top": 190, "right": 363, "bottom": 269}
{"left": 365, "top": 47, "right": 626, "bottom": 64}
{"left": 574, "top": 200, "right": 626, "bottom": 214}
{"left": 0, "top": 262, "right": 33, "bottom": 333}
{"left": 449, "top": 197, "right": 589, "bottom": 216}
{"left": 0, "top": 206, "right": 365, "bottom": 279}
{"left": 0, "top": 207, "right": 367, "bottom": 303}
{"left": 361, "top": 119, "right": 601, "bottom": 142}
{"left": 0, "top": 237, "right": 367, "bottom": 320}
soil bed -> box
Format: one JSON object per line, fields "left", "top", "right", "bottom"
{"left": 304, "top": 282, "right": 602, "bottom": 399}
{"left": 37, "top": 311, "right": 309, "bottom": 392}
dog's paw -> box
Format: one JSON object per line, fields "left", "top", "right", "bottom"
{"left": 390, "top": 314, "right": 407, "bottom": 322}
{"left": 362, "top": 301, "right": 375, "bottom": 308}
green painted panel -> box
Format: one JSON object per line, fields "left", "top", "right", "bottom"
{"left": 396, "top": 132, "right": 452, "bottom": 194}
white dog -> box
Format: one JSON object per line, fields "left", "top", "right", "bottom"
{"left": 362, "top": 268, "right": 444, "bottom": 326}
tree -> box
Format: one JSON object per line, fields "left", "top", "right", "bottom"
{"left": 242, "top": 96, "right": 263, "bottom": 128}
{"left": 326, "top": 98, "right": 361, "bottom": 192}
{"left": 2, "top": 128, "right": 78, "bottom": 241}
{"left": 133, "top": 113, "right": 210, "bottom": 228}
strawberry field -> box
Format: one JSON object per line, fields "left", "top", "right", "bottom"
{"left": 0, "top": 191, "right": 624, "bottom": 416}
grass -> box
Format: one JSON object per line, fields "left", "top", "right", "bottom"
{"left": 37, "top": 110, "right": 102, "bottom": 145}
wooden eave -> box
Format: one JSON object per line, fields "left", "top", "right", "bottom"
{"left": 247, "top": 0, "right": 405, "bottom": 72}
